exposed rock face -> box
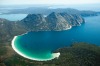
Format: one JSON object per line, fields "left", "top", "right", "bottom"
{"left": 20, "top": 12, "right": 84, "bottom": 31}
{"left": 60, "top": 13, "right": 85, "bottom": 26}
{"left": 46, "top": 12, "right": 71, "bottom": 30}
{"left": 21, "top": 14, "right": 47, "bottom": 30}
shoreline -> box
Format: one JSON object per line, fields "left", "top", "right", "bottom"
{"left": 14, "top": 25, "right": 72, "bottom": 37}
{"left": 66, "top": 25, "right": 72, "bottom": 30}
{"left": 11, "top": 36, "right": 60, "bottom": 61}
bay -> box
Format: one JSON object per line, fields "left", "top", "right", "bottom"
{"left": 11, "top": 15, "right": 100, "bottom": 61}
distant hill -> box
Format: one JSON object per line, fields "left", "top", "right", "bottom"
{"left": 7, "top": 8, "right": 98, "bottom": 17}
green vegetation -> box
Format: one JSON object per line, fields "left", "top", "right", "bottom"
{"left": 0, "top": 42, "right": 100, "bottom": 66}
{"left": 0, "top": 46, "right": 7, "bottom": 55}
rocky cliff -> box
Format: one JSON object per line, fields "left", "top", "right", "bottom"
{"left": 20, "top": 12, "right": 84, "bottom": 31}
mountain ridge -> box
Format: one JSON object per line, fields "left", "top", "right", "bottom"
{"left": 20, "top": 12, "right": 84, "bottom": 31}
{"left": 0, "top": 12, "right": 85, "bottom": 42}
{"left": 7, "top": 8, "right": 99, "bottom": 17}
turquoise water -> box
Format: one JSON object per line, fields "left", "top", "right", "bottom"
{"left": 0, "top": 14, "right": 27, "bottom": 21}
{"left": 14, "top": 36, "right": 54, "bottom": 60}
{"left": 12, "top": 15, "right": 100, "bottom": 61}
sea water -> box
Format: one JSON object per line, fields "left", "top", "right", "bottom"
{"left": 0, "top": 14, "right": 27, "bottom": 21}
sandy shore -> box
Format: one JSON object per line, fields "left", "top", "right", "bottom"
{"left": 11, "top": 36, "right": 60, "bottom": 61}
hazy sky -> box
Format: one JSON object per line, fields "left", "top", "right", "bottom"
{"left": 0, "top": 0, "right": 100, "bottom": 5}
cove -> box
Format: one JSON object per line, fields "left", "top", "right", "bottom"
{"left": 12, "top": 15, "right": 100, "bottom": 61}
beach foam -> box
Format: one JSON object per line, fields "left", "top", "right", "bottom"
{"left": 11, "top": 36, "right": 60, "bottom": 61}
